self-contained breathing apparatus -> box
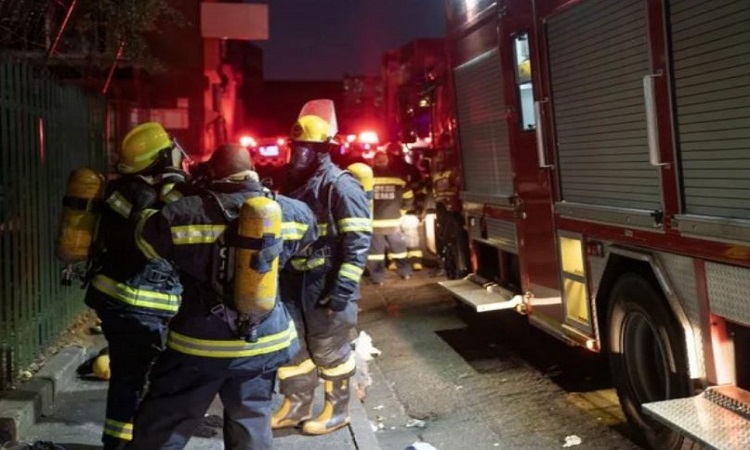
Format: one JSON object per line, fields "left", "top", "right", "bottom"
{"left": 55, "top": 167, "right": 106, "bottom": 285}
{"left": 234, "top": 195, "right": 283, "bottom": 340}
{"left": 202, "top": 188, "right": 284, "bottom": 343}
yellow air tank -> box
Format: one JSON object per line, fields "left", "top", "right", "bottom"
{"left": 55, "top": 167, "right": 105, "bottom": 264}
{"left": 234, "top": 196, "right": 282, "bottom": 324}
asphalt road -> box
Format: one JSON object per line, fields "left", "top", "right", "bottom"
{"left": 357, "top": 269, "right": 642, "bottom": 450}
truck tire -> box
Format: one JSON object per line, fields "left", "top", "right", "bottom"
{"left": 606, "top": 273, "right": 693, "bottom": 450}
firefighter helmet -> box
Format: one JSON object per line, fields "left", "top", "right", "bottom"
{"left": 347, "top": 162, "right": 374, "bottom": 220}
{"left": 207, "top": 143, "right": 257, "bottom": 181}
{"left": 291, "top": 115, "right": 334, "bottom": 143}
{"left": 92, "top": 354, "right": 111, "bottom": 380}
{"left": 518, "top": 58, "right": 532, "bottom": 82}
{"left": 118, "top": 122, "right": 173, "bottom": 174}
{"left": 290, "top": 99, "right": 338, "bottom": 143}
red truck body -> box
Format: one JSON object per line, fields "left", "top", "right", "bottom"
{"left": 431, "top": 1, "right": 750, "bottom": 448}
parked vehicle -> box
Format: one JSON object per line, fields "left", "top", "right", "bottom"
{"left": 432, "top": 1, "right": 750, "bottom": 449}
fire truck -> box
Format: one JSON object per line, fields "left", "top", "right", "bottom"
{"left": 434, "top": 0, "right": 750, "bottom": 448}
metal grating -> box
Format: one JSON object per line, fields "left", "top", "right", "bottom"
{"left": 705, "top": 261, "right": 750, "bottom": 327}
{"left": 644, "top": 386, "right": 750, "bottom": 450}
{"left": 547, "top": 0, "right": 660, "bottom": 210}
{"left": 657, "top": 252, "right": 706, "bottom": 380}
{"left": 671, "top": 0, "right": 750, "bottom": 219}
{"left": 0, "top": 56, "right": 108, "bottom": 390}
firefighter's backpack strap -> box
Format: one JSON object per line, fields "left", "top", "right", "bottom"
{"left": 235, "top": 233, "right": 283, "bottom": 273}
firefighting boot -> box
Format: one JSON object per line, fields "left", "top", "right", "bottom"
{"left": 413, "top": 262, "right": 423, "bottom": 271}
{"left": 271, "top": 391, "right": 314, "bottom": 429}
{"left": 302, "top": 379, "right": 351, "bottom": 435}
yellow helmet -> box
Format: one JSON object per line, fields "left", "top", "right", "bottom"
{"left": 118, "top": 122, "right": 172, "bottom": 174}
{"left": 92, "top": 354, "right": 111, "bottom": 380}
{"left": 518, "top": 58, "right": 532, "bottom": 82}
{"left": 290, "top": 115, "right": 333, "bottom": 143}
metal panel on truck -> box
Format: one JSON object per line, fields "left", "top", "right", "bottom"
{"left": 547, "top": 0, "right": 660, "bottom": 211}
{"left": 454, "top": 47, "right": 514, "bottom": 199}
{"left": 671, "top": 0, "right": 750, "bottom": 221}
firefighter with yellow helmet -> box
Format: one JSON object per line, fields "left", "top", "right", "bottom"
{"left": 78, "top": 122, "right": 188, "bottom": 449}
{"left": 127, "top": 144, "right": 317, "bottom": 449}
{"left": 272, "top": 99, "right": 372, "bottom": 435}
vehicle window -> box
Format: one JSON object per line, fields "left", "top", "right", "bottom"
{"left": 513, "top": 33, "right": 535, "bottom": 131}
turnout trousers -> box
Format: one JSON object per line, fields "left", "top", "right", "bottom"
{"left": 366, "top": 231, "right": 411, "bottom": 283}
{"left": 127, "top": 348, "right": 286, "bottom": 450}
{"left": 95, "top": 302, "right": 168, "bottom": 449}
{"left": 277, "top": 268, "right": 358, "bottom": 395}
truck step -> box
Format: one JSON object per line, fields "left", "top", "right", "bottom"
{"left": 438, "top": 276, "right": 522, "bottom": 312}
{"left": 643, "top": 385, "right": 750, "bottom": 450}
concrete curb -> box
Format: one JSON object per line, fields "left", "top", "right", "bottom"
{"left": 349, "top": 390, "right": 382, "bottom": 450}
{"left": 0, "top": 346, "right": 87, "bottom": 442}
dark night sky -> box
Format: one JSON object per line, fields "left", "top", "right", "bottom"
{"left": 251, "top": 0, "right": 446, "bottom": 80}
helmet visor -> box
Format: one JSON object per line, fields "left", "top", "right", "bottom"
{"left": 171, "top": 139, "right": 191, "bottom": 172}
{"left": 297, "top": 99, "right": 338, "bottom": 137}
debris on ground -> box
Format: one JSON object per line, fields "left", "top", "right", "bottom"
{"left": 405, "top": 418, "right": 426, "bottom": 428}
{"left": 192, "top": 413, "right": 223, "bottom": 438}
{"left": 562, "top": 435, "right": 582, "bottom": 447}
{"left": 405, "top": 442, "right": 438, "bottom": 450}
{"left": 192, "top": 426, "right": 219, "bottom": 438}
{"left": 202, "top": 414, "right": 223, "bottom": 427}
{"left": 352, "top": 330, "right": 382, "bottom": 400}
{"left": 353, "top": 330, "right": 381, "bottom": 360}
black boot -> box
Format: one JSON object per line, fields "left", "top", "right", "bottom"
{"left": 271, "top": 391, "right": 314, "bottom": 429}
{"left": 302, "top": 379, "right": 351, "bottom": 435}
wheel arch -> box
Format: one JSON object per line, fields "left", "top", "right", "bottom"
{"left": 593, "top": 247, "right": 701, "bottom": 381}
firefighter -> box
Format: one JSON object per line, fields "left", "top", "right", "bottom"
{"left": 384, "top": 142, "right": 426, "bottom": 271}
{"left": 272, "top": 99, "right": 372, "bottom": 435}
{"left": 127, "top": 144, "right": 317, "bottom": 450}
{"left": 81, "top": 122, "right": 187, "bottom": 449}
{"left": 367, "top": 151, "right": 413, "bottom": 285}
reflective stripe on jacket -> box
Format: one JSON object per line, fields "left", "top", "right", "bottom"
{"left": 136, "top": 180, "right": 317, "bottom": 356}
{"left": 85, "top": 176, "right": 182, "bottom": 317}
{"left": 287, "top": 157, "right": 372, "bottom": 303}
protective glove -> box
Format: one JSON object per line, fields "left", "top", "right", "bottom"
{"left": 318, "top": 295, "right": 348, "bottom": 312}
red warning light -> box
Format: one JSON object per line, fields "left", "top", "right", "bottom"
{"left": 239, "top": 135, "right": 255, "bottom": 147}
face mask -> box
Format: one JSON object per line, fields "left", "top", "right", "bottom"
{"left": 290, "top": 144, "right": 318, "bottom": 174}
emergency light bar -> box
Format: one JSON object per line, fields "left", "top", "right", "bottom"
{"left": 258, "top": 145, "right": 279, "bottom": 157}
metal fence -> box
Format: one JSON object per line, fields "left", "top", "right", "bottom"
{"left": 0, "top": 56, "right": 108, "bottom": 391}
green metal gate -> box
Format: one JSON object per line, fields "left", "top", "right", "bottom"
{"left": 0, "top": 56, "right": 108, "bottom": 390}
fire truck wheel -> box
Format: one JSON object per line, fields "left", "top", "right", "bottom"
{"left": 606, "top": 273, "right": 694, "bottom": 450}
